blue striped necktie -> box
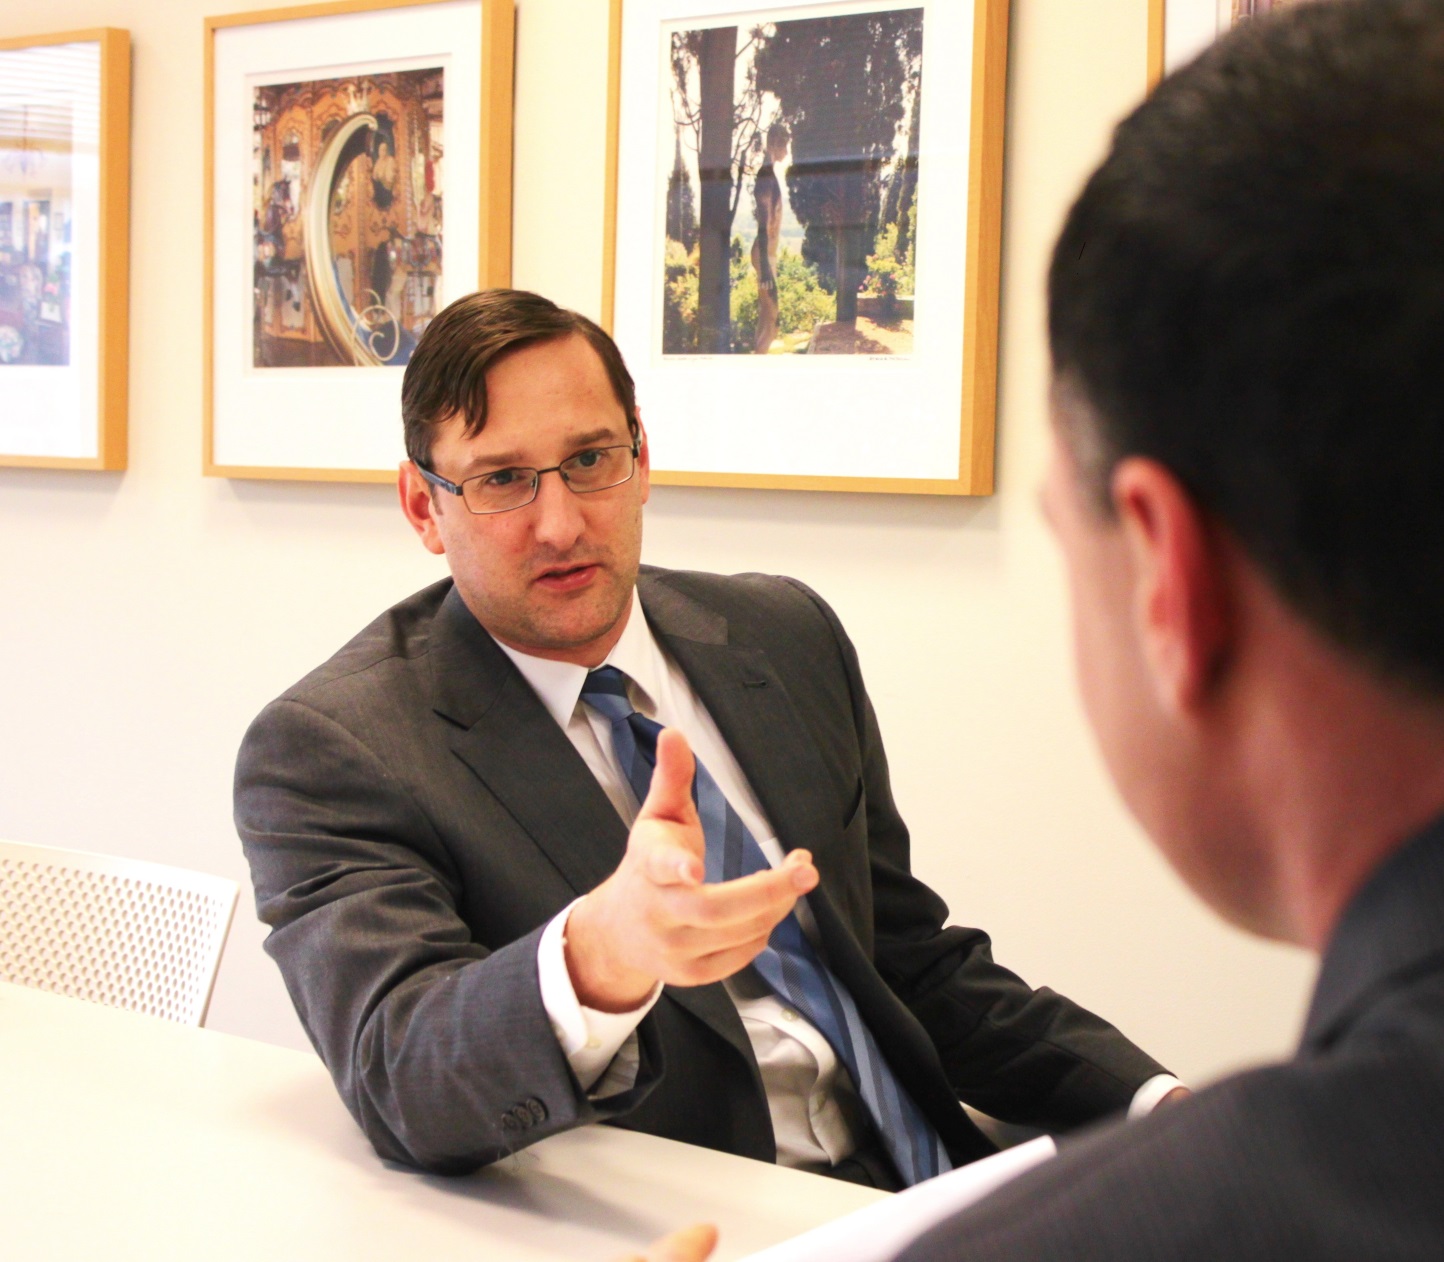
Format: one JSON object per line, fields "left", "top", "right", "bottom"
{"left": 581, "top": 665, "right": 951, "bottom": 1187}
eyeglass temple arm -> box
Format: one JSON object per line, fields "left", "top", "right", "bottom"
{"left": 414, "top": 462, "right": 466, "bottom": 496}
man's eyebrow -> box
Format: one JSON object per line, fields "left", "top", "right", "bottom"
{"left": 456, "top": 449, "right": 525, "bottom": 474}
{"left": 455, "top": 428, "right": 626, "bottom": 475}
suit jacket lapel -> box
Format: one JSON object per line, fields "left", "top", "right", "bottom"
{"left": 639, "top": 576, "right": 985, "bottom": 1148}
{"left": 426, "top": 585, "right": 628, "bottom": 897}
{"left": 639, "top": 575, "right": 847, "bottom": 910}
{"left": 639, "top": 574, "right": 987, "bottom": 1155}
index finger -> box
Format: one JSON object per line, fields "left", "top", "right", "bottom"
{"left": 649, "top": 1224, "right": 719, "bottom": 1262}
{"left": 668, "top": 855, "right": 818, "bottom": 928}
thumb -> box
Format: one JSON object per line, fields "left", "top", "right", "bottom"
{"left": 638, "top": 727, "right": 697, "bottom": 826}
{"left": 646, "top": 1224, "right": 720, "bottom": 1262}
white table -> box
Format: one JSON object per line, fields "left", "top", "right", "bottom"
{"left": 0, "top": 982, "right": 887, "bottom": 1260}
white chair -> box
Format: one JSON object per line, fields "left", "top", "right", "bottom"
{"left": 0, "top": 840, "right": 238, "bottom": 1026}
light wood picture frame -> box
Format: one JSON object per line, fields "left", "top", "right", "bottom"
{"left": 1149, "top": 0, "right": 1308, "bottom": 86}
{"left": 604, "top": 0, "right": 1009, "bottom": 496}
{"left": 0, "top": 28, "right": 130, "bottom": 471}
{"left": 204, "top": 0, "right": 513, "bottom": 483}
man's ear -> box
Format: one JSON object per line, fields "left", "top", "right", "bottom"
{"left": 634, "top": 409, "right": 651, "bottom": 504}
{"left": 1112, "top": 457, "right": 1232, "bottom": 713}
{"left": 398, "top": 461, "right": 447, "bottom": 556}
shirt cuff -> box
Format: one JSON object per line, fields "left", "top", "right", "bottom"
{"left": 1128, "top": 1073, "right": 1186, "bottom": 1120}
{"left": 537, "top": 898, "right": 663, "bottom": 1094}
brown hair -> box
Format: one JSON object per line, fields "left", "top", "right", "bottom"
{"left": 401, "top": 289, "right": 638, "bottom": 467}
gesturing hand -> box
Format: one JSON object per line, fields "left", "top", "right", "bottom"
{"left": 616, "top": 1222, "right": 719, "bottom": 1262}
{"left": 565, "top": 727, "right": 819, "bottom": 1013}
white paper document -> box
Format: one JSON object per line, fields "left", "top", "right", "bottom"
{"left": 739, "top": 1136, "right": 1059, "bottom": 1262}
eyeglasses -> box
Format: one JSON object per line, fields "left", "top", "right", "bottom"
{"left": 415, "top": 438, "right": 641, "bottom": 515}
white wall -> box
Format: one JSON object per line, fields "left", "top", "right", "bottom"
{"left": 0, "top": 0, "right": 1314, "bottom": 1083}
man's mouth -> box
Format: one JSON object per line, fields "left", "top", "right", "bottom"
{"left": 534, "top": 562, "right": 600, "bottom": 592}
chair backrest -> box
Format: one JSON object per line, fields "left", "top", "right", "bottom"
{"left": 0, "top": 840, "right": 238, "bottom": 1026}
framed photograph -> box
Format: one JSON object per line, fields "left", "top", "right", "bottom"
{"left": 0, "top": 29, "right": 130, "bottom": 470}
{"left": 605, "top": 0, "right": 1009, "bottom": 495}
{"left": 204, "top": 0, "right": 513, "bottom": 482}
{"left": 1149, "top": 0, "right": 1309, "bottom": 83}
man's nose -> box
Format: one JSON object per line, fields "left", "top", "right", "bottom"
{"left": 528, "top": 468, "right": 585, "bottom": 549}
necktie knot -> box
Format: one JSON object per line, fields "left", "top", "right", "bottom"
{"left": 581, "top": 667, "right": 661, "bottom": 801}
{"left": 581, "top": 666, "right": 636, "bottom": 724}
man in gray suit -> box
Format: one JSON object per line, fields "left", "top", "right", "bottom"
{"left": 235, "top": 288, "right": 1180, "bottom": 1187}
{"left": 645, "top": 0, "right": 1444, "bottom": 1256}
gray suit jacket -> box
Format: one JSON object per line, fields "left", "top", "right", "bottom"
{"left": 236, "top": 569, "right": 1166, "bottom": 1175}
{"left": 898, "top": 817, "right": 1444, "bottom": 1260}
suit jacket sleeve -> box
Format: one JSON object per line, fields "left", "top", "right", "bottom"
{"left": 234, "top": 695, "right": 662, "bottom": 1175}
{"left": 784, "top": 577, "right": 1169, "bottom": 1130}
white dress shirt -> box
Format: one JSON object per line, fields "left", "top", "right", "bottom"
{"left": 498, "top": 592, "right": 1179, "bottom": 1173}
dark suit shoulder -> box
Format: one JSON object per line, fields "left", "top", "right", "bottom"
{"left": 272, "top": 578, "right": 453, "bottom": 710}
{"left": 639, "top": 566, "right": 842, "bottom": 645}
{"left": 899, "top": 974, "right": 1444, "bottom": 1261}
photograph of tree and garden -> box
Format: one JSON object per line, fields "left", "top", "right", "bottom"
{"left": 661, "top": 6, "right": 923, "bottom": 356}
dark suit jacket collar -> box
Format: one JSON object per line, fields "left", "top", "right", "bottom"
{"left": 427, "top": 581, "right": 513, "bottom": 727}
{"left": 425, "top": 570, "right": 730, "bottom": 723}
{"left": 426, "top": 582, "right": 629, "bottom": 896}
{"left": 637, "top": 570, "right": 842, "bottom": 869}
{"left": 424, "top": 569, "right": 848, "bottom": 921}
{"left": 1303, "top": 813, "right": 1444, "bottom": 1051}
{"left": 636, "top": 568, "right": 727, "bottom": 645}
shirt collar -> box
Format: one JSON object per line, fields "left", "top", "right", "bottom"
{"left": 491, "top": 588, "right": 665, "bottom": 729}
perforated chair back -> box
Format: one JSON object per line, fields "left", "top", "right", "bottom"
{"left": 0, "top": 840, "right": 238, "bottom": 1026}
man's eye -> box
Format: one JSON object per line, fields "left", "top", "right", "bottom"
{"left": 572, "top": 449, "right": 605, "bottom": 469}
{"left": 482, "top": 468, "right": 523, "bottom": 488}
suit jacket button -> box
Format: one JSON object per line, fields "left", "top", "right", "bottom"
{"left": 526, "top": 1097, "right": 548, "bottom": 1123}
{"left": 511, "top": 1104, "right": 534, "bottom": 1129}
{"left": 500, "top": 1113, "right": 519, "bottom": 1133}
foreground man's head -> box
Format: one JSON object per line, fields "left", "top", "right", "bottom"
{"left": 1043, "top": 0, "right": 1444, "bottom": 948}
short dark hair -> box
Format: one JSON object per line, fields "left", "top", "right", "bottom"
{"left": 1049, "top": 0, "right": 1444, "bottom": 693}
{"left": 401, "top": 289, "right": 638, "bottom": 468}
